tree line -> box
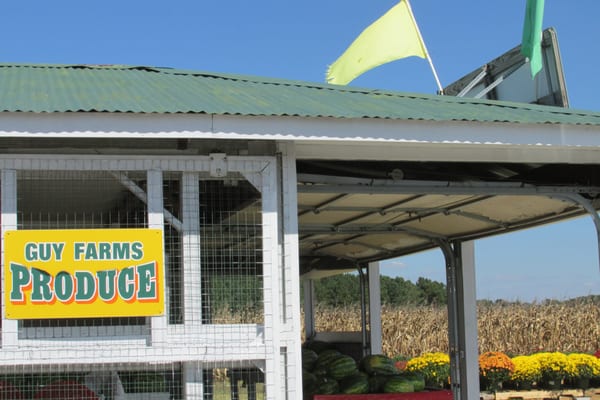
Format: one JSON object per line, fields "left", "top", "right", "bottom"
{"left": 312, "top": 274, "right": 447, "bottom": 307}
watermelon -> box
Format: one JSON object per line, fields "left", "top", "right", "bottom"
{"left": 303, "top": 371, "right": 318, "bottom": 392}
{"left": 383, "top": 376, "right": 414, "bottom": 393}
{"left": 313, "top": 366, "right": 328, "bottom": 378}
{"left": 339, "top": 373, "right": 370, "bottom": 394}
{"left": 303, "top": 371, "right": 317, "bottom": 400}
{"left": 402, "top": 373, "right": 425, "bottom": 391}
{"left": 360, "top": 354, "right": 399, "bottom": 376}
{"left": 304, "top": 340, "right": 333, "bottom": 354}
{"left": 315, "top": 349, "right": 343, "bottom": 369}
{"left": 368, "top": 375, "right": 390, "bottom": 393}
{"left": 302, "top": 348, "right": 319, "bottom": 369}
{"left": 328, "top": 355, "right": 359, "bottom": 380}
{"left": 316, "top": 378, "right": 339, "bottom": 395}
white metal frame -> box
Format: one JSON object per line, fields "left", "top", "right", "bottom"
{"left": 0, "top": 153, "right": 299, "bottom": 400}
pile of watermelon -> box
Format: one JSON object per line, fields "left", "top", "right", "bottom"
{"left": 302, "top": 341, "right": 425, "bottom": 398}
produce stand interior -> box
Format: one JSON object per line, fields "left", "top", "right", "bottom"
{"left": 297, "top": 159, "right": 600, "bottom": 400}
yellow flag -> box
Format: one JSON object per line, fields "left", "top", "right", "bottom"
{"left": 326, "top": 0, "right": 427, "bottom": 85}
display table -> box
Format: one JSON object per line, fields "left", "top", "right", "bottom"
{"left": 314, "top": 389, "right": 453, "bottom": 400}
{"left": 491, "top": 387, "right": 599, "bottom": 400}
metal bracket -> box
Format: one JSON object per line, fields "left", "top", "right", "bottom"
{"left": 210, "top": 153, "right": 228, "bottom": 178}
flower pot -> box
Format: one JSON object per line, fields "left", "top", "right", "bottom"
{"left": 542, "top": 379, "right": 562, "bottom": 390}
{"left": 480, "top": 376, "right": 503, "bottom": 393}
{"left": 516, "top": 381, "right": 533, "bottom": 391}
{"left": 425, "top": 379, "right": 444, "bottom": 389}
{"left": 573, "top": 377, "right": 590, "bottom": 390}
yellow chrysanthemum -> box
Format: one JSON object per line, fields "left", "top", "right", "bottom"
{"left": 531, "top": 352, "right": 569, "bottom": 381}
{"left": 406, "top": 352, "right": 450, "bottom": 387}
{"left": 511, "top": 355, "right": 542, "bottom": 382}
{"left": 566, "top": 353, "right": 598, "bottom": 379}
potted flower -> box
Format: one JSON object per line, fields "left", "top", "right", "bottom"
{"left": 406, "top": 352, "right": 450, "bottom": 389}
{"left": 478, "top": 351, "right": 514, "bottom": 392}
{"left": 592, "top": 350, "right": 600, "bottom": 388}
{"left": 532, "top": 352, "right": 569, "bottom": 390}
{"left": 510, "top": 355, "right": 542, "bottom": 390}
{"left": 565, "top": 353, "right": 600, "bottom": 389}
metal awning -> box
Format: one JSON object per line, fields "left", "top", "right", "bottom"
{"left": 296, "top": 160, "right": 600, "bottom": 273}
{"left": 296, "top": 158, "right": 600, "bottom": 400}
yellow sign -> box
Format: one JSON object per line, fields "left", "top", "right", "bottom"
{"left": 4, "top": 228, "right": 164, "bottom": 319}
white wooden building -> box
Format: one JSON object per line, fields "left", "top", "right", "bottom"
{"left": 0, "top": 63, "right": 599, "bottom": 400}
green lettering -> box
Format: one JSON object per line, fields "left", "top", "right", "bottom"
{"left": 38, "top": 243, "right": 52, "bottom": 261}
{"left": 24, "top": 243, "right": 37, "bottom": 262}
{"left": 97, "top": 270, "right": 117, "bottom": 302}
{"left": 136, "top": 262, "right": 157, "bottom": 300}
{"left": 30, "top": 268, "right": 53, "bottom": 303}
{"left": 98, "top": 242, "right": 111, "bottom": 260}
{"left": 131, "top": 242, "right": 143, "bottom": 260}
{"left": 52, "top": 242, "right": 65, "bottom": 261}
{"left": 113, "top": 242, "right": 129, "bottom": 260}
{"left": 75, "top": 271, "right": 96, "bottom": 302}
{"left": 118, "top": 266, "right": 136, "bottom": 301}
{"left": 54, "top": 271, "right": 74, "bottom": 302}
{"left": 9, "top": 263, "right": 30, "bottom": 302}
{"left": 85, "top": 243, "right": 98, "bottom": 260}
{"left": 74, "top": 242, "right": 85, "bottom": 260}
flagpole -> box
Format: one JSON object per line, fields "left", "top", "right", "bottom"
{"left": 404, "top": 0, "right": 444, "bottom": 94}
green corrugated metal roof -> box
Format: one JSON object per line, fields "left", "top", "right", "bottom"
{"left": 2, "top": 63, "right": 600, "bottom": 125}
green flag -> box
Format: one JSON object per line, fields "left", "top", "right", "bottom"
{"left": 326, "top": 0, "right": 427, "bottom": 85}
{"left": 521, "top": 0, "right": 545, "bottom": 78}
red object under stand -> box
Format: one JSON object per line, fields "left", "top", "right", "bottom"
{"left": 314, "top": 389, "right": 453, "bottom": 400}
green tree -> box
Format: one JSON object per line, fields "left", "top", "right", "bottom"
{"left": 314, "top": 274, "right": 361, "bottom": 306}
{"left": 309, "top": 274, "right": 447, "bottom": 307}
{"left": 380, "top": 276, "right": 422, "bottom": 305}
{"left": 416, "top": 277, "right": 447, "bottom": 305}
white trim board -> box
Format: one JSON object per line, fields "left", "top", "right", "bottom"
{"left": 1, "top": 113, "right": 600, "bottom": 156}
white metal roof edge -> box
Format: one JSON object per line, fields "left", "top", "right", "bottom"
{"left": 1, "top": 112, "right": 599, "bottom": 163}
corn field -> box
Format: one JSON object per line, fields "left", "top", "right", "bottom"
{"left": 308, "top": 299, "right": 600, "bottom": 358}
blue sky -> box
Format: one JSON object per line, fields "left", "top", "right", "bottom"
{"left": 2, "top": 0, "right": 599, "bottom": 301}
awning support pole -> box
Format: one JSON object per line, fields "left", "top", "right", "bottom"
{"left": 552, "top": 193, "right": 600, "bottom": 273}
{"left": 368, "top": 261, "right": 383, "bottom": 355}
{"left": 358, "top": 266, "right": 370, "bottom": 357}
{"left": 302, "top": 279, "right": 316, "bottom": 339}
{"left": 438, "top": 240, "right": 479, "bottom": 400}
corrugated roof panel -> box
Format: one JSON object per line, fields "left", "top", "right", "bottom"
{"left": 364, "top": 233, "right": 429, "bottom": 251}
{"left": 2, "top": 63, "right": 600, "bottom": 125}
{"left": 462, "top": 195, "right": 574, "bottom": 223}
{"left": 401, "top": 213, "right": 496, "bottom": 237}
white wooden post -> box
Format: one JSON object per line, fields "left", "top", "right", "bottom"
{"left": 278, "top": 143, "right": 303, "bottom": 400}
{"left": 183, "top": 363, "right": 204, "bottom": 400}
{"left": 147, "top": 169, "right": 168, "bottom": 345}
{"left": 1, "top": 169, "right": 18, "bottom": 349}
{"left": 181, "top": 172, "right": 203, "bottom": 330}
{"left": 261, "top": 161, "right": 282, "bottom": 400}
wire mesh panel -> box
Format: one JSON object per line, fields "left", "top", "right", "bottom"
{"left": 0, "top": 363, "right": 182, "bottom": 399}
{"left": 201, "top": 366, "right": 265, "bottom": 400}
{"left": 163, "top": 175, "right": 184, "bottom": 325}
{"left": 198, "top": 178, "right": 263, "bottom": 325}
{"left": 16, "top": 170, "right": 149, "bottom": 335}
{"left": 17, "top": 170, "right": 148, "bottom": 230}
{"left": 0, "top": 156, "right": 287, "bottom": 400}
